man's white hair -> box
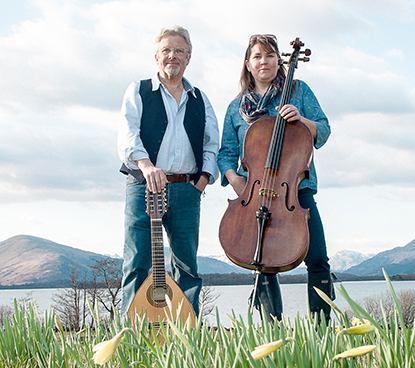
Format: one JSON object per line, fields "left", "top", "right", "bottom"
{"left": 155, "top": 26, "right": 192, "bottom": 54}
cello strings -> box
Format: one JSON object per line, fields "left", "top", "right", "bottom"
{"left": 261, "top": 59, "right": 296, "bottom": 210}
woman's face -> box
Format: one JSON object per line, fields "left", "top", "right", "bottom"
{"left": 246, "top": 44, "right": 279, "bottom": 87}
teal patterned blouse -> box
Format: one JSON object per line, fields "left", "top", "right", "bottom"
{"left": 217, "top": 81, "right": 330, "bottom": 193}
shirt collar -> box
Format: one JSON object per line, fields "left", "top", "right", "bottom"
{"left": 151, "top": 74, "right": 197, "bottom": 98}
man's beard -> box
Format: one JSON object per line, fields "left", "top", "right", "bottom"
{"left": 165, "top": 65, "right": 180, "bottom": 77}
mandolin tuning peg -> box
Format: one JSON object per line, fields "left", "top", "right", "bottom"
{"left": 298, "top": 57, "right": 310, "bottom": 62}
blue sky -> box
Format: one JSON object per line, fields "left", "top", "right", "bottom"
{"left": 1, "top": 0, "right": 414, "bottom": 261}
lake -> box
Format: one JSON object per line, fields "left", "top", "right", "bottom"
{"left": 1, "top": 280, "right": 414, "bottom": 326}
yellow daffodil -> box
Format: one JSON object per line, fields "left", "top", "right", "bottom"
{"left": 351, "top": 317, "right": 370, "bottom": 326}
{"left": 250, "top": 337, "right": 294, "bottom": 360}
{"left": 92, "top": 328, "right": 129, "bottom": 365}
{"left": 333, "top": 345, "right": 376, "bottom": 360}
{"left": 338, "top": 323, "right": 375, "bottom": 336}
{"left": 335, "top": 325, "right": 341, "bottom": 333}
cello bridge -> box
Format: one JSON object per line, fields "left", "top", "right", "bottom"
{"left": 259, "top": 188, "right": 279, "bottom": 198}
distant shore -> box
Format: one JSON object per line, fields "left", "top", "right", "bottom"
{"left": 201, "top": 272, "right": 415, "bottom": 286}
{"left": 1, "top": 272, "right": 415, "bottom": 289}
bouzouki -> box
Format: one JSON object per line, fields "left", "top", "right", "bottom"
{"left": 127, "top": 186, "right": 196, "bottom": 336}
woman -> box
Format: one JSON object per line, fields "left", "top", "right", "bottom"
{"left": 217, "top": 34, "right": 334, "bottom": 323}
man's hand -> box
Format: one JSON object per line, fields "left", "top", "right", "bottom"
{"left": 136, "top": 159, "right": 167, "bottom": 193}
{"left": 191, "top": 173, "right": 210, "bottom": 192}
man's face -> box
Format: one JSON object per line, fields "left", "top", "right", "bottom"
{"left": 155, "top": 35, "right": 191, "bottom": 79}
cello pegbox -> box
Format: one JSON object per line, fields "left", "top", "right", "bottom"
{"left": 298, "top": 49, "right": 311, "bottom": 63}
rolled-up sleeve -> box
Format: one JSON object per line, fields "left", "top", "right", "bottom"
{"left": 299, "top": 81, "right": 330, "bottom": 149}
{"left": 200, "top": 91, "right": 220, "bottom": 183}
{"left": 217, "top": 103, "right": 242, "bottom": 187}
{"left": 117, "top": 81, "right": 149, "bottom": 170}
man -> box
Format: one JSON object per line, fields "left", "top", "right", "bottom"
{"left": 118, "top": 26, "right": 219, "bottom": 317}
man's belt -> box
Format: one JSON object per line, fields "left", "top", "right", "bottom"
{"left": 166, "top": 174, "right": 198, "bottom": 183}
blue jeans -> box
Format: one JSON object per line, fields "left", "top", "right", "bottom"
{"left": 257, "top": 189, "right": 331, "bottom": 319}
{"left": 300, "top": 188, "right": 330, "bottom": 274}
{"left": 121, "top": 176, "right": 203, "bottom": 317}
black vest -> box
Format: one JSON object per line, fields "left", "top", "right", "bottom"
{"left": 120, "top": 79, "right": 206, "bottom": 182}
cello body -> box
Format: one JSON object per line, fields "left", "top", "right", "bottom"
{"left": 219, "top": 115, "right": 314, "bottom": 273}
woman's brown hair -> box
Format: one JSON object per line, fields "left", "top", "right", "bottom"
{"left": 238, "top": 35, "right": 287, "bottom": 97}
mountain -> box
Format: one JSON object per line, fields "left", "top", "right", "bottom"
{"left": 0, "top": 235, "right": 122, "bottom": 286}
{"left": 345, "top": 239, "right": 415, "bottom": 276}
{"left": 2, "top": 235, "right": 415, "bottom": 287}
{"left": 0, "top": 235, "right": 246, "bottom": 287}
{"left": 330, "top": 250, "right": 374, "bottom": 272}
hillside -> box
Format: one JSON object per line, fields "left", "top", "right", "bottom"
{"left": 0, "top": 235, "right": 122, "bottom": 286}
{"left": 2, "top": 235, "right": 415, "bottom": 287}
{"left": 0, "top": 235, "right": 246, "bottom": 287}
{"left": 346, "top": 239, "right": 415, "bottom": 276}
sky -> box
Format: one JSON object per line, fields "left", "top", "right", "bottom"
{"left": 1, "top": 0, "right": 414, "bottom": 263}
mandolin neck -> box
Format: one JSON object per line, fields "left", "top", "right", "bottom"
{"left": 151, "top": 218, "right": 166, "bottom": 289}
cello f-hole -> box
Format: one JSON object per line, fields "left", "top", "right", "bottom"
{"left": 282, "top": 182, "right": 295, "bottom": 211}
{"left": 241, "top": 180, "right": 260, "bottom": 206}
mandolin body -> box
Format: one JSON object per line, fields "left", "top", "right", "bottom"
{"left": 128, "top": 271, "right": 196, "bottom": 331}
{"left": 127, "top": 187, "right": 196, "bottom": 343}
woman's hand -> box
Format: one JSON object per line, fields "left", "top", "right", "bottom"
{"left": 225, "top": 169, "right": 247, "bottom": 196}
{"left": 277, "top": 104, "right": 317, "bottom": 141}
{"left": 277, "top": 104, "right": 302, "bottom": 123}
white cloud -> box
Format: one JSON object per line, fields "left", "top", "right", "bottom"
{"left": 0, "top": 104, "right": 123, "bottom": 203}
{"left": 318, "top": 111, "right": 415, "bottom": 188}
{"left": 1, "top": 0, "right": 414, "bottom": 257}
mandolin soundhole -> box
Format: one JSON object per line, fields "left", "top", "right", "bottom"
{"left": 147, "top": 284, "right": 173, "bottom": 308}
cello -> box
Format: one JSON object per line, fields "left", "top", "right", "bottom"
{"left": 219, "top": 38, "right": 313, "bottom": 274}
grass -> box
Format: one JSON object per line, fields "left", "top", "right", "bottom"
{"left": 0, "top": 269, "right": 414, "bottom": 367}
